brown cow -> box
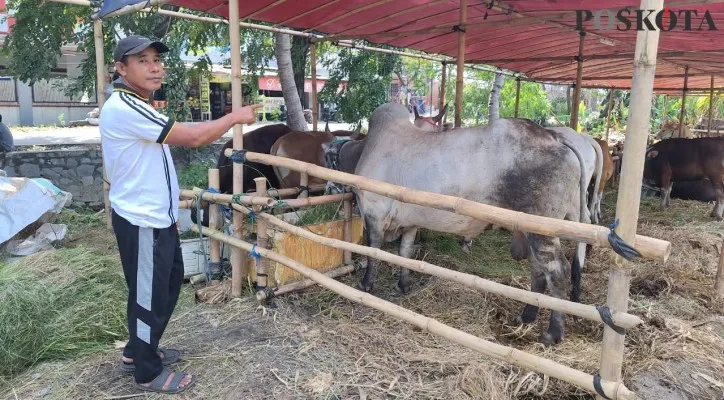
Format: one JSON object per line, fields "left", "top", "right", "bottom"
{"left": 592, "top": 138, "right": 614, "bottom": 222}
{"left": 644, "top": 137, "right": 724, "bottom": 220}
{"left": 269, "top": 127, "right": 358, "bottom": 188}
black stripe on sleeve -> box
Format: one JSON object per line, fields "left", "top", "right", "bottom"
{"left": 119, "top": 92, "right": 166, "bottom": 128}
{"left": 156, "top": 120, "right": 175, "bottom": 144}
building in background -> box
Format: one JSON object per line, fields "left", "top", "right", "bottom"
{"left": 0, "top": 1, "right": 98, "bottom": 126}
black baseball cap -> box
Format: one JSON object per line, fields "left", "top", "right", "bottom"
{"left": 113, "top": 35, "right": 169, "bottom": 62}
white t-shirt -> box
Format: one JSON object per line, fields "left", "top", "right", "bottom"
{"left": 99, "top": 82, "right": 180, "bottom": 229}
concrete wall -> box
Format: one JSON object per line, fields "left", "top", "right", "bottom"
{"left": 1, "top": 146, "right": 106, "bottom": 208}
{"left": 32, "top": 106, "right": 96, "bottom": 126}
{"left": 0, "top": 106, "right": 20, "bottom": 126}
{"left": 0, "top": 142, "right": 227, "bottom": 209}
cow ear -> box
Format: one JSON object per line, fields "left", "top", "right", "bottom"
{"left": 646, "top": 150, "right": 659, "bottom": 159}
{"left": 321, "top": 141, "right": 331, "bottom": 153}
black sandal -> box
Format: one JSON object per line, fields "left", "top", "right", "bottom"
{"left": 133, "top": 366, "right": 196, "bottom": 394}
{"left": 120, "top": 348, "right": 181, "bottom": 373}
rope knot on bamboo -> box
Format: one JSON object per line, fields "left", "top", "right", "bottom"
{"left": 229, "top": 149, "right": 248, "bottom": 164}
{"left": 607, "top": 219, "right": 642, "bottom": 261}
{"left": 593, "top": 375, "right": 612, "bottom": 399}
{"left": 596, "top": 306, "right": 626, "bottom": 335}
{"left": 296, "top": 185, "right": 310, "bottom": 197}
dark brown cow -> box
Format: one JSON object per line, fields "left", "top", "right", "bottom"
{"left": 191, "top": 123, "right": 292, "bottom": 226}
{"left": 644, "top": 137, "right": 724, "bottom": 220}
{"left": 670, "top": 178, "right": 717, "bottom": 202}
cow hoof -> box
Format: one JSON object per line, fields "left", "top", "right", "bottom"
{"left": 538, "top": 333, "right": 562, "bottom": 346}
{"left": 512, "top": 315, "right": 536, "bottom": 326}
{"left": 394, "top": 281, "right": 411, "bottom": 295}
{"left": 357, "top": 282, "right": 374, "bottom": 293}
{"left": 460, "top": 243, "right": 472, "bottom": 254}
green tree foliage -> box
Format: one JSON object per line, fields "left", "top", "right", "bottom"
{"left": 318, "top": 46, "right": 400, "bottom": 129}
{"left": 500, "top": 80, "right": 551, "bottom": 124}
{"left": 2, "top": 0, "right": 86, "bottom": 84}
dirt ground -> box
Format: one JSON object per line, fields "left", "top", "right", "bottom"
{"left": 1, "top": 187, "right": 723, "bottom": 400}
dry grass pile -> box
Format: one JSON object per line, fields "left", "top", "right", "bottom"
{"left": 0, "top": 248, "right": 128, "bottom": 380}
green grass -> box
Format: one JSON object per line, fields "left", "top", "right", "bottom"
{"left": 420, "top": 230, "right": 528, "bottom": 278}
{"left": 55, "top": 207, "right": 105, "bottom": 230}
{"left": 293, "top": 203, "right": 344, "bottom": 227}
{"left": 0, "top": 248, "right": 128, "bottom": 379}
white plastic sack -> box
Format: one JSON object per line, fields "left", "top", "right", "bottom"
{"left": 6, "top": 223, "right": 68, "bottom": 256}
{"left": 0, "top": 177, "right": 72, "bottom": 245}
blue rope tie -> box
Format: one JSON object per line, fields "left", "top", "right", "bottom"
{"left": 250, "top": 244, "right": 262, "bottom": 263}
{"left": 607, "top": 219, "right": 642, "bottom": 261}
{"left": 229, "top": 150, "right": 247, "bottom": 164}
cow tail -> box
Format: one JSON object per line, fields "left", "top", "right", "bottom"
{"left": 588, "top": 137, "right": 603, "bottom": 223}
{"left": 560, "top": 137, "right": 588, "bottom": 303}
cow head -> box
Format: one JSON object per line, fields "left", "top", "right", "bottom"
{"left": 413, "top": 103, "right": 449, "bottom": 132}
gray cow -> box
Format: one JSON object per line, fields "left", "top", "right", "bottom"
{"left": 349, "top": 103, "right": 590, "bottom": 345}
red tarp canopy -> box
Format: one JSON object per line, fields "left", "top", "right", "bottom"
{"left": 167, "top": 0, "right": 724, "bottom": 94}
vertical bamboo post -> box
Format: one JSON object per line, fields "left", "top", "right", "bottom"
{"left": 606, "top": 87, "right": 614, "bottom": 142}
{"left": 311, "top": 42, "right": 318, "bottom": 131}
{"left": 679, "top": 66, "right": 689, "bottom": 137}
{"left": 598, "top": 0, "right": 662, "bottom": 397}
{"left": 208, "top": 169, "right": 221, "bottom": 270}
{"left": 454, "top": 0, "right": 467, "bottom": 128}
{"left": 570, "top": 31, "right": 585, "bottom": 131}
{"left": 343, "top": 192, "right": 353, "bottom": 265}
{"left": 716, "top": 240, "right": 724, "bottom": 297}
{"left": 229, "top": 0, "right": 247, "bottom": 297}
{"left": 439, "top": 61, "right": 447, "bottom": 126}
{"left": 254, "top": 177, "right": 269, "bottom": 292}
{"left": 93, "top": 19, "right": 111, "bottom": 229}
{"left": 514, "top": 77, "right": 521, "bottom": 118}
{"left": 707, "top": 75, "right": 714, "bottom": 136}
{"left": 299, "top": 173, "right": 309, "bottom": 198}
{"left": 662, "top": 93, "right": 668, "bottom": 128}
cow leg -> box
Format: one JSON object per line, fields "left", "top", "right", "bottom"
{"left": 527, "top": 234, "right": 569, "bottom": 345}
{"left": 596, "top": 192, "right": 604, "bottom": 222}
{"left": 660, "top": 169, "right": 673, "bottom": 209}
{"left": 395, "top": 227, "right": 418, "bottom": 294}
{"left": 709, "top": 175, "right": 724, "bottom": 221}
{"left": 515, "top": 268, "right": 546, "bottom": 325}
{"left": 459, "top": 236, "right": 473, "bottom": 254}
{"left": 510, "top": 230, "right": 530, "bottom": 261}
{"left": 358, "top": 216, "right": 383, "bottom": 293}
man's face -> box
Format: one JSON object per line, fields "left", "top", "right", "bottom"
{"left": 115, "top": 47, "right": 165, "bottom": 95}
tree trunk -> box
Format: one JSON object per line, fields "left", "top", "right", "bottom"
{"left": 275, "top": 32, "right": 307, "bottom": 131}
{"left": 488, "top": 72, "right": 504, "bottom": 122}
{"left": 291, "top": 36, "right": 309, "bottom": 109}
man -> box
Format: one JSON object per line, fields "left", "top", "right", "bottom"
{"left": 100, "top": 35, "right": 261, "bottom": 394}
{"left": 0, "top": 114, "right": 13, "bottom": 153}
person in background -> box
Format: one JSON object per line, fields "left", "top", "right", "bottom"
{"left": 0, "top": 114, "right": 14, "bottom": 153}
